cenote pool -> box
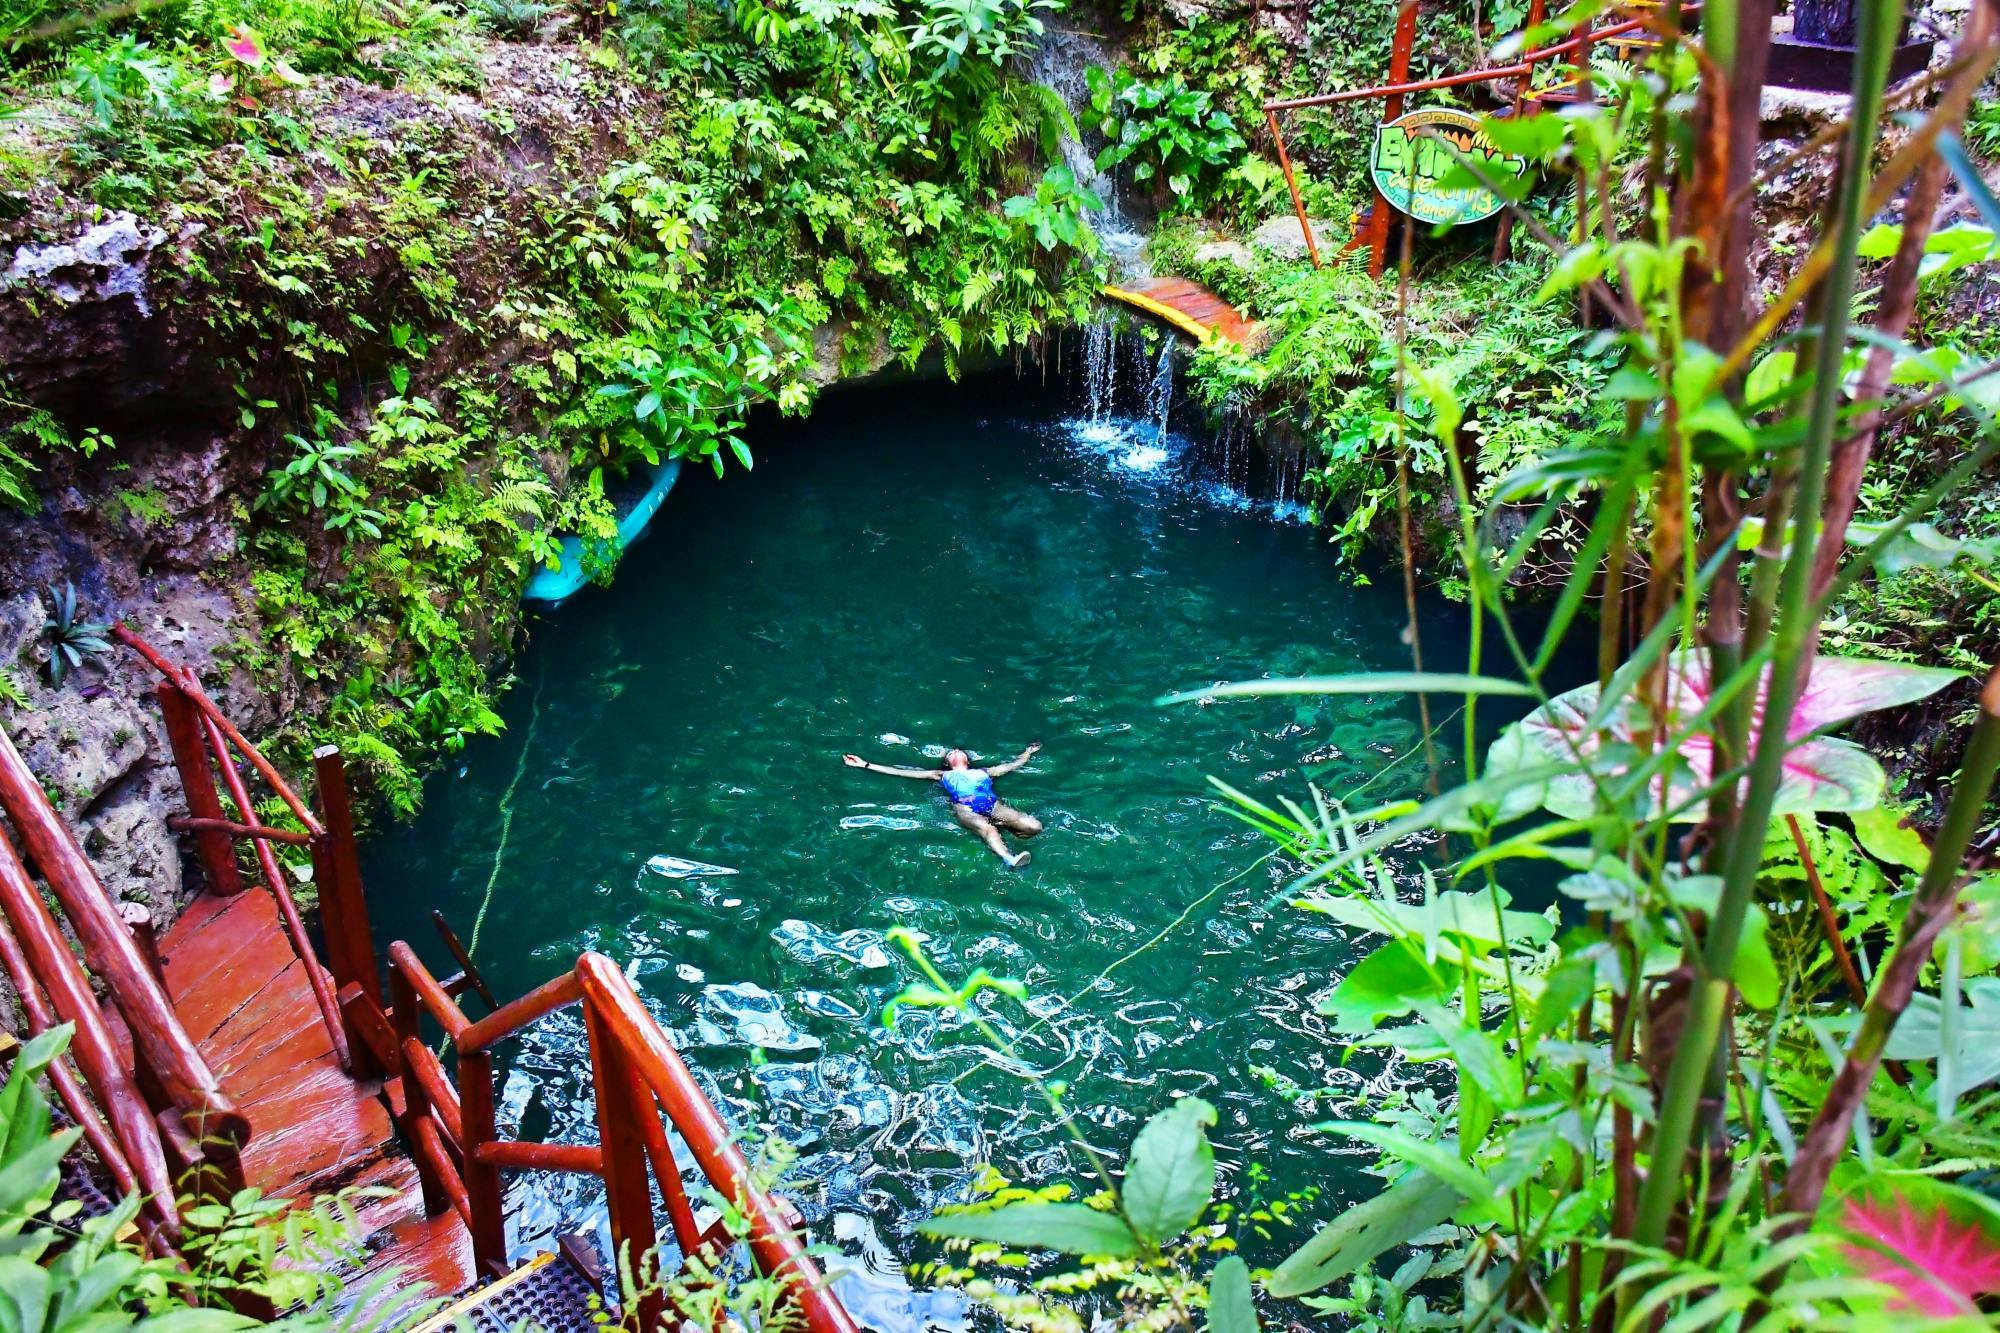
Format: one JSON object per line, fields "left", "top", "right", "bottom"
{"left": 363, "top": 350, "right": 1498, "bottom": 1325}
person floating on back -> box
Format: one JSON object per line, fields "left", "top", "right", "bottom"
{"left": 842, "top": 743, "right": 1044, "bottom": 868}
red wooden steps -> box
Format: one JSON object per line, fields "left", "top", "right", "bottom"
{"left": 157, "top": 888, "right": 475, "bottom": 1296}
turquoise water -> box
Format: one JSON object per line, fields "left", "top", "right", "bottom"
{"left": 363, "top": 355, "right": 1491, "bottom": 1324}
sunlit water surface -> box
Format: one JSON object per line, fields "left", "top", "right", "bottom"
{"left": 364, "top": 363, "right": 1487, "bottom": 1327}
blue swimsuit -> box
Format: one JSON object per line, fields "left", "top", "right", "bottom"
{"left": 940, "top": 768, "right": 998, "bottom": 816}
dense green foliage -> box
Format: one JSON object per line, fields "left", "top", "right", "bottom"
{"left": 2, "top": 0, "right": 1104, "bottom": 807}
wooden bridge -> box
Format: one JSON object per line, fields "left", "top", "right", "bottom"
{"left": 0, "top": 628, "right": 861, "bottom": 1331}
{"left": 1102, "top": 278, "right": 1261, "bottom": 347}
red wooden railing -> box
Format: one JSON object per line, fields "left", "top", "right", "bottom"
{"left": 2, "top": 628, "right": 860, "bottom": 1330}
{"left": 0, "top": 715, "right": 249, "bottom": 1250}
{"left": 357, "top": 944, "right": 861, "bottom": 1333}
{"left": 116, "top": 626, "right": 372, "bottom": 1076}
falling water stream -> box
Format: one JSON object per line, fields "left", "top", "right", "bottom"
{"left": 362, "top": 347, "right": 1510, "bottom": 1326}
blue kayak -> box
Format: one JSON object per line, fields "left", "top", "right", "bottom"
{"left": 523, "top": 457, "right": 682, "bottom": 607}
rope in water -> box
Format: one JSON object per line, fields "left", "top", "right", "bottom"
{"left": 466, "top": 662, "right": 545, "bottom": 960}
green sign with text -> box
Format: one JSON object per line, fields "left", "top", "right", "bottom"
{"left": 1371, "top": 107, "right": 1530, "bottom": 226}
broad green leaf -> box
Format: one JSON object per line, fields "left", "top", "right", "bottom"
{"left": 1122, "top": 1096, "right": 1217, "bottom": 1245}
{"left": 1409, "top": 997, "right": 1524, "bottom": 1109}
{"left": 1883, "top": 978, "right": 2000, "bottom": 1095}
{"left": 1851, "top": 805, "right": 1931, "bottom": 872}
{"left": 1480, "top": 110, "right": 1565, "bottom": 159}
{"left": 1301, "top": 887, "right": 1554, "bottom": 953}
{"left": 1206, "top": 1255, "right": 1258, "bottom": 1332}
{"left": 919, "top": 1203, "right": 1141, "bottom": 1256}
{"left": 1316, "top": 1122, "right": 1497, "bottom": 1204}
{"left": 1745, "top": 349, "right": 1797, "bottom": 406}
{"left": 1322, "top": 940, "right": 1459, "bottom": 1033}
{"left": 1267, "top": 1172, "right": 1459, "bottom": 1297}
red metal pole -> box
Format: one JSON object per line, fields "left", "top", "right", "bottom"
{"left": 1493, "top": 0, "right": 1548, "bottom": 263}
{"left": 1258, "top": 13, "right": 1658, "bottom": 111}
{"left": 155, "top": 682, "right": 243, "bottom": 898}
{"left": 0, "top": 825, "right": 179, "bottom": 1237}
{"left": 313, "top": 746, "right": 381, "bottom": 1003}
{"left": 1370, "top": 0, "right": 1420, "bottom": 278}
{"left": 1265, "top": 109, "right": 1321, "bottom": 269}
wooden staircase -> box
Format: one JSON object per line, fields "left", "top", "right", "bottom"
{"left": 0, "top": 628, "right": 864, "bottom": 1332}
{"left": 156, "top": 885, "right": 476, "bottom": 1296}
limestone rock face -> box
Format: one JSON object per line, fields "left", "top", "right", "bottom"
{"left": 1249, "top": 214, "right": 1340, "bottom": 262}
{"left": 0, "top": 587, "right": 231, "bottom": 941}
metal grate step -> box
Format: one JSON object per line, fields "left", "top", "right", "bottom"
{"left": 409, "top": 1245, "right": 604, "bottom": 1333}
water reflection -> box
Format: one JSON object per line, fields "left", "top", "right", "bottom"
{"left": 363, "top": 355, "right": 1480, "bottom": 1327}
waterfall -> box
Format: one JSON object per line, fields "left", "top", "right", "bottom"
{"left": 1023, "top": 32, "right": 1149, "bottom": 277}
{"left": 1082, "top": 320, "right": 1120, "bottom": 425}
{"left": 1143, "top": 343, "right": 1174, "bottom": 445}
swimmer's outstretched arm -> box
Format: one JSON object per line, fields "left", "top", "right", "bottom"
{"left": 983, "top": 741, "right": 1043, "bottom": 777}
{"left": 842, "top": 754, "right": 942, "bottom": 779}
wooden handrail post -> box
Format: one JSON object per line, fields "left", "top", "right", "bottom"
{"left": 577, "top": 956, "right": 860, "bottom": 1333}
{"left": 155, "top": 682, "right": 244, "bottom": 898}
{"left": 200, "top": 716, "right": 352, "bottom": 1075}
{"left": 0, "top": 914, "right": 141, "bottom": 1202}
{"left": 396, "top": 1030, "right": 449, "bottom": 1217}
{"left": 456, "top": 1048, "right": 509, "bottom": 1275}
{"left": 0, "top": 826, "right": 180, "bottom": 1238}
{"left": 0, "top": 722, "right": 244, "bottom": 1141}
{"left": 312, "top": 746, "right": 381, "bottom": 1002}
{"left": 584, "top": 993, "right": 663, "bottom": 1333}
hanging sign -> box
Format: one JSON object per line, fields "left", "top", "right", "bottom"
{"left": 1370, "top": 108, "right": 1529, "bottom": 226}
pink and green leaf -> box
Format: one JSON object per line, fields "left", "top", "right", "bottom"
{"left": 224, "top": 25, "right": 266, "bottom": 67}
{"left": 1831, "top": 1173, "right": 2000, "bottom": 1316}
{"left": 1491, "top": 652, "right": 1958, "bottom": 821}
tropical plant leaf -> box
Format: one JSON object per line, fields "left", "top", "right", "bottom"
{"left": 1267, "top": 1172, "right": 1459, "bottom": 1298}
{"left": 1489, "top": 652, "right": 1958, "bottom": 820}
{"left": 1122, "top": 1096, "right": 1217, "bottom": 1245}
{"left": 919, "top": 1202, "right": 1141, "bottom": 1257}
{"left": 1206, "top": 1255, "right": 1258, "bottom": 1332}
{"left": 1321, "top": 939, "right": 1460, "bottom": 1032}
{"left": 1160, "top": 672, "right": 1534, "bottom": 706}
{"left": 1881, "top": 977, "right": 2000, "bottom": 1094}
{"left": 1831, "top": 1172, "right": 2000, "bottom": 1315}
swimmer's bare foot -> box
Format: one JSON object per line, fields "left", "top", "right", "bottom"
{"left": 1006, "top": 851, "right": 1031, "bottom": 870}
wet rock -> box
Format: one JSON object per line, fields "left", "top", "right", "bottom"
{"left": 1249, "top": 213, "right": 1338, "bottom": 262}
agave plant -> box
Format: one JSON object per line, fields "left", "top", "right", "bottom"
{"left": 42, "top": 582, "right": 111, "bottom": 687}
